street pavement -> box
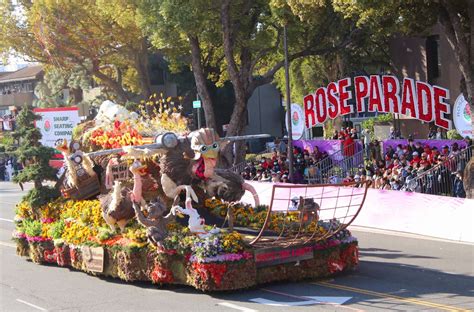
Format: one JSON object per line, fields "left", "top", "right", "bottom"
{"left": 0, "top": 181, "right": 473, "bottom": 311}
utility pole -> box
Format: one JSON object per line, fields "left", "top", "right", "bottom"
{"left": 283, "top": 24, "right": 294, "bottom": 182}
{"left": 195, "top": 93, "right": 202, "bottom": 129}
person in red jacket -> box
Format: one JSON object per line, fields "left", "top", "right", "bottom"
{"left": 410, "top": 152, "right": 421, "bottom": 166}
{"left": 343, "top": 133, "right": 355, "bottom": 157}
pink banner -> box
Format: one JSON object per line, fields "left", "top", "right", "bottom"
{"left": 240, "top": 181, "right": 474, "bottom": 243}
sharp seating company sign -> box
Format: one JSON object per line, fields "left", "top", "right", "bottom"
{"left": 304, "top": 75, "right": 452, "bottom": 130}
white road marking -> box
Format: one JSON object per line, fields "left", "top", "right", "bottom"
{"left": 306, "top": 296, "right": 352, "bottom": 304}
{"left": 16, "top": 299, "right": 47, "bottom": 311}
{"left": 218, "top": 302, "right": 258, "bottom": 312}
{"left": 250, "top": 295, "right": 352, "bottom": 307}
{"left": 0, "top": 241, "right": 16, "bottom": 248}
{"left": 250, "top": 297, "right": 319, "bottom": 306}
{"left": 0, "top": 217, "right": 14, "bottom": 222}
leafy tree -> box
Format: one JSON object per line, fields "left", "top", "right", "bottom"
{"left": 333, "top": 0, "right": 473, "bottom": 136}
{"left": 34, "top": 63, "right": 91, "bottom": 108}
{"left": 10, "top": 107, "right": 59, "bottom": 209}
{"left": 0, "top": 0, "right": 151, "bottom": 103}
{"left": 138, "top": 0, "right": 223, "bottom": 130}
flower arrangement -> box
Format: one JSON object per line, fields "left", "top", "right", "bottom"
{"left": 89, "top": 120, "right": 143, "bottom": 149}
{"left": 60, "top": 200, "right": 106, "bottom": 229}
{"left": 135, "top": 94, "right": 188, "bottom": 136}
{"left": 62, "top": 222, "right": 98, "bottom": 245}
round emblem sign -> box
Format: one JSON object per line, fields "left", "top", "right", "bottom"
{"left": 453, "top": 94, "right": 472, "bottom": 138}
{"left": 44, "top": 120, "right": 51, "bottom": 132}
{"left": 285, "top": 103, "right": 305, "bottom": 141}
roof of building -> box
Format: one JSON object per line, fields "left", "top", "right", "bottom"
{"left": 0, "top": 65, "right": 43, "bottom": 84}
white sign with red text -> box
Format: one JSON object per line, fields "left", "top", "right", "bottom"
{"left": 304, "top": 75, "right": 452, "bottom": 130}
{"left": 34, "top": 107, "right": 81, "bottom": 148}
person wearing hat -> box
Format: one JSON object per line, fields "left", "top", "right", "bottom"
{"left": 410, "top": 151, "right": 420, "bottom": 166}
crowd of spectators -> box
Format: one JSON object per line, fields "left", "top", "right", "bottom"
{"left": 240, "top": 128, "right": 472, "bottom": 198}
{"left": 346, "top": 137, "right": 472, "bottom": 198}
{"left": 240, "top": 144, "right": 330, "bottom": 184}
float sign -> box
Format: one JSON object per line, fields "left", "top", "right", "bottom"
{"left": 285, "top": 103, "right": 305, "bottom": 140}
{"left": 254, "top": 245, "right": 313, "bottom": 268}
{"left": 34, "top": 107, "right": 80, "bottom": 148}
{"left": 453, "top": 94, "right": 472, "bottom": 138}
{"left": 81, "top": 246, "right": 104, "bottom": 273}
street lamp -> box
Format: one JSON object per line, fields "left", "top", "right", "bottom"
{"left": 283, "top": 24, "right": 294, "bottom": 182}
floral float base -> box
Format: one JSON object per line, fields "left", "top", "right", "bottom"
{"left": 15, "top": 239, "right": 359, "bottom": 291}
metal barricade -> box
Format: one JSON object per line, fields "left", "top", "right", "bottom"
{"left": 411, "top": 146, "right": 472, "bottom": 197}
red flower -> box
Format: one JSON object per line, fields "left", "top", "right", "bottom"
{"left": 192, "top": 263, "right": 227, "bottom": 287}
{"left": 43, "top": 249, "right": 57, "bottom": 263}
{"left": 328, "top": 258, "right": 345, "bottom": 274}
{"left": 150, "top": 265, "right": 174, "bottom": 284}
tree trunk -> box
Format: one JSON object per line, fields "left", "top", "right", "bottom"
{"left": 135, "top": 39, "right": 152, "bottom": 101}
{"left": 439, "top": 1, "right": 474, "bottom": 198}
{"left": 439, "top": 1, "right": 474, "bottom": 118}
{"left": 70, "top": 87, "right": 83, "bottom": 105}
{"left": 220, "top": 0, "right": 252, "bottom": 165}
{"left": 188, "top": 35, "right": 217, "bottom": 130}
{"left": 92, "top": 62, "right": 129, "bottom": 103}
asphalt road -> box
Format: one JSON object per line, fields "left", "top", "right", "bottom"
{"left": 1, "top": 181, "right": 473, "bottom": 312}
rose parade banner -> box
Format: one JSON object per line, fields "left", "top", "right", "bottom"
{"left": 34, "top": 107, "right": 81, "bottom": 148}
{"left": 303, "top": 75, "right": 452, "bottom": 130}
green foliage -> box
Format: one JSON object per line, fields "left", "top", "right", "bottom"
{"left": 23, "top": 186, "right": 61, "bottom": 209}
{"left": 23, "top": 219, "right": 42, "bottom": 237}
{"left": 97, "top": 227, "right": 115, "bottom": 241}
{"left": 447, "top": 129, "right": 463, "bottom": 140}
{"left": 10, "top": 107, "right": 58, "bottom": 193}
{"left": 48, "top": 220, "right": 65, "bottom": 240}
{"left": 8, "top": 108, "right": 60, "bottom": 210}
{"left": 361, "top": 114, "right": 393, "bottom": 139}
{"left": 34, "top": 64, "right": 91, "bottom": 108}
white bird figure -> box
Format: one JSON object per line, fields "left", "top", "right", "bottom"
{"left": 167, "top": 187, "right": 206, "bottom": 235}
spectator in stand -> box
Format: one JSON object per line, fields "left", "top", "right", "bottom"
{"left": 414, "top": 141, "right": 424, "bottom": 155}
{"left": 389, "top": 127, "right": 402, "bottom": 139}
{"left": 428, "top": 127, "right": 437, "bottom": 139}
{"left": 441, "top": 145, "right": 450, "bottom": 157}
{"left": 450, "top": 142, "right": 460, "bottom": 156}
{"left": 350, "top": 128, "right": 358, "bottom": 139}
{"left": 278, "top": 138, "right": 287, "bottom": 155}
{"left": 332, "top": 129, "right": 339, "bottom": 140}
{"left": 436, "top": 127, "right": 446, "bottom": 139}
{"left": 464, "top": 136, "right": 472, "bottom": 147}
{"left": 342, "top": 131, "right": 355, "bottom": 174}
{"left": 361, "top": 128, "right": 371, "bottom": 158}
{"left": 453, "top": 171, "right": 466, "bottom": 198}
{"left": 312, "top": 146, "right": 324, "bottom": 161}
{"left": 410, "top": 152, "right": 421, "bottom": 166}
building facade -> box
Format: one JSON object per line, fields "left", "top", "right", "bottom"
{"left": 389, "top": 24, "right": 464, "bottom": 138}
{"left": 0, "top": 65, "right": 43, "bottom": 116}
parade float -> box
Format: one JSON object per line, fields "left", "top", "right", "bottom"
{"left": 13, "top": 99, "right": 366, "bottom": 291}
